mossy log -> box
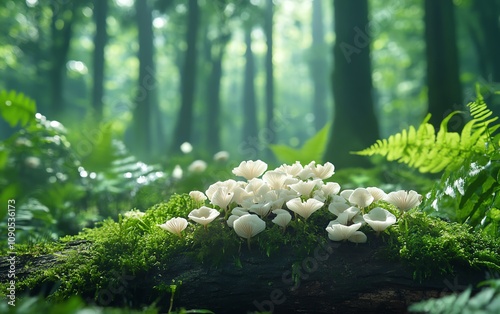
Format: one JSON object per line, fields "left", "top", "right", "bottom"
{"left": 0, "top": 238, "right": 486, "bottom": 314}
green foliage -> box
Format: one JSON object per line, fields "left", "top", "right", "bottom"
{"left": 0, "top": 90, "right": 36, "bottom": 127}
{"left": 0, "top": 295, "right": 158, "bottom": 314}
{"left": 424, "top": 152, "right": 500, "bottom": 237}
{"left": 409, "top": 279, "right": 500, "bottom": 313}
{"left": 354, "top": 92, "right": 499, "bottom": 173}
{"left": 388, "top": 210, "right": 500, "bottom": 280}
{"left": 269, "top": 123, "right": 330, "bottom": 164}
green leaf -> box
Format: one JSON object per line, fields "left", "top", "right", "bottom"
{"left": 269, "top": 123, "right": 330, "bottom": 164}
{"left": 354, "top": 92, "right": 499, "bottom": 173}
{"left": 0, "top": 90, "right": 37, "bottom": 127}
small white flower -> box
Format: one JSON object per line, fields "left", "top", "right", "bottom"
{"left": 189, "top": 190, "right": 207, "bottom": 202}
{"left": 158, "top": 217, "right": 188, "bottom": 237}
{"left": 233, "top": 214, "right": 266, "bottom": 239}
{"left": 349, "top": 188, "right": 374, "bottom": 208}
{"left": 180, "top": 142, "right": 193, "bottom": 153}
{"left": 213, "top": 151, "right": 229, "bottom": 162}
{"left": 363, "top": 207, "right": 396, "bottom": 232}
{"left": 232, "top": 160, "right": 268, "bottom": 180}
{"left": 325, "top": 221, "right": 362, "bottom": 241}
{"left": 188, "top": 160, "right": 207, "bottom": 173}
{"left": 286, "top": 197, "right": 324, "bottom": 220}
{"left": 188, "top": 206, "right": 220, "bottom": 226}
{"left": 384, "top": 190, "right": 422, "bottom": 212}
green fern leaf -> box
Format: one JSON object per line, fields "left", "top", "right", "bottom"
{"left": 353, "top": 95, "right": 499, "bottom": 173}
{"left": 0, "top": 90, "right": 37, "bottom": 127}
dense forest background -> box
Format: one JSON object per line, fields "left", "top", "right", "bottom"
{"left": 2, "top": 0, "right": 499, "bottom": 164}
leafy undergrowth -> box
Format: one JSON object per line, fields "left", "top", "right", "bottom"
{"left": 3, "top": 194, "right": 500, "bottom": 311}
{"left": 409, "top": 279, "right": 500, "bottom": 313}
{"left": 387, "top": 211, "right": 500, "bottom": 280}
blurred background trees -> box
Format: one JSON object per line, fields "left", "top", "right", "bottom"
{"left": 1, "top": 0, "right": 499, "bottom": 165}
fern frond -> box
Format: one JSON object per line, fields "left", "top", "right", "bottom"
{"left": 0, "top": 90, "right": 37, "bottom": 127}
{"left": 354, "top": 95, "right": 499, "bottom": 173}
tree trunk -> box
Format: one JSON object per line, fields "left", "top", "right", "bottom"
{"left": 242, "top": 26, "right": 258, "bottom": 143}
{"left": 310, "top": 0, "right": 328, "bottom": 131}
{"left": 264, "top": 0, "right": 275, "bottom": 146}
{"left": 424, "top": 0, "right": 463, "bottom": 131}
{"left": 92, "top": 0, "right": 108, "bottom": 120}
{"left": 49, "top": 0, "right": 75, "bottom": 119}
{"left": 0, "top": 239, "right": 486, "bottom": 314}
{"left": 205, "top": 34, "right": 230, "bottom": 155}
{"left": 324, "top": 0, "right": 379, "bottom": 168}
{"left": 472, "top": 0, "right": 500, "bottom": 83}
{"left": 173, "top": 0, "right": 199, "bottom": 150}
{"left": 132, "top": 0, "right": 156, "bottom": 160}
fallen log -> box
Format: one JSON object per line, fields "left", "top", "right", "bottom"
{"left": 0, "top": 237, "right": 485, "bottom": 314}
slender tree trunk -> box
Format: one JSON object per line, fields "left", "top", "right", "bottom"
{"left": 49, "top": 0, "right": 75, "bottom": 119}
{"left": 324, "top": 0, "right": 379, "bottom": 168}
{"left": 242, "top": 26, "right": 258, "bottom": 143}
{"left": 472, "top": 0, "right": 500, "bottom": 83}
{"left": 92, "top": 0, "right": 108, "bottom": 120}
{"left": 310, "top": 0, "right": 328, "bottom": 131}
{"left": 173, "top": 0, "right": 199, "bottom": 150}
{"left": 424, "top": 0, "right": 462, "bottom": 130}
{"left": 264, "top": 0, "right": 275, "bottom": 145}
{"left": 205, "top": 33, "right": 230, "bottom": 155}
{"left": 133, "top": 0, "right": 156, "bottom": 159}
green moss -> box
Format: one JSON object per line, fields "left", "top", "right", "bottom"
{"left": 7, "top": 194, "right": 500, "bottom": 307}
{"left": 387, "top": 210, "right": 500, "bottom": 280}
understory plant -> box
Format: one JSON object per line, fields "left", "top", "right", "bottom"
{"left": 355, "top": 90, "right": 500, "bottom": 237}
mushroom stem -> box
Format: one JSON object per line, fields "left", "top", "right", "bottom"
{"left": 247, "top": 237, "right": 252, "bottom": 251}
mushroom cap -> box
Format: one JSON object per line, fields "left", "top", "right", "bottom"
{"left": 233, "top": 214, "right": 266, "bottom": 239}
{"left": 232, "top": 160, "right": 268, "bottom": 180}
{"left": 349, "top": 188, "right": 374, "bottom": 208}
{"left": 286, "top": 197, "right": 324, "bottom": 220}
{"left": 188, "top": 206, "right": 221, "bottom": 226}
{"left": 326, "top": 222, "right": 362, "bottom": 241}
{"left": 363, "top": 207, "right": 397, "bottom": 232}
{"left": 158, "top": 217, "right": 188, "bottom": 236}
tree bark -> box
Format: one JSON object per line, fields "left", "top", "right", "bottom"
{"left": 49, "top": 0, "right": 76, "bottom": 119}
{"left": 92, "top": 0, "right": 108, "bottom": 120}
{"left": 173, "top": 0, "right": 199, "bottom": 150}
{"left": 242, "top": 26, "right": 259, "bottom": 142}
{"left": 132, "top": 0, "right": 156, "bottom": 160}
{"left": 324, "top": 0, "right": 379, "bottom": 168}
{"left": 424, "top": 0, "right": 463, "bottom": 131}
{"left": 0, "top": 239, "right": 486, "bottom": 314}
{"left": 264, "top": 0, "right": 275, "bottom": 146}
{"left": 310, "top": 0, "right": 328, "bottom": 131}
{"left": 204, "top": 27, "right": 230, "bottom": 154}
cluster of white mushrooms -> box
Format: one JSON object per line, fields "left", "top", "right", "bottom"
{"left": 157, "top": 160, "right": 422, "bottom": 247}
